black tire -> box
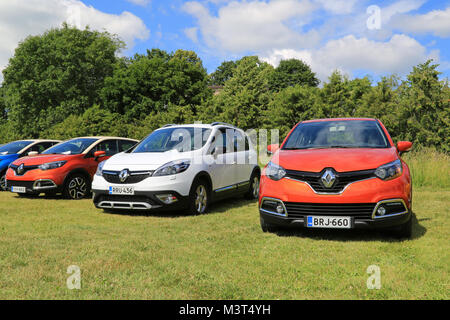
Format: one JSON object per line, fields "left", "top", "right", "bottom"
{"left": 260, "top": 216, "right": 278, "bottom": 233}
{"left": 245, "top": 169, "right": 260, "bottom": 200}
{"left": 394, "top": 215, "right": 413, "bottom": 239}
{"left": 187, "top": 178, "right": 210, "bottom": 215}
{"left": 63, "top": 173, "right": 90, "bottom": 200}
{"left": 0, "top": 171, "right": 6, "bottom": 191}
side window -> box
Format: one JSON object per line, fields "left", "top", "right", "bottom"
{"left": 119, "top": 140, "right": 137, "bottom": 152}
{"left": 26, "top": 142, "right": 53, "bottom": 154}
{"left": 218, "top": 128, "right": 234, "bottom": 153}
{"left": 92, "top": 140, "right": 119, "bottom": 156}
{"left": 233, "top": 130, "right": 247, "bottom": 152}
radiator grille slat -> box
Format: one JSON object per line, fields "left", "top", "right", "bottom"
{"left": 285, "top": 202, "right": 375, "bottom": 219}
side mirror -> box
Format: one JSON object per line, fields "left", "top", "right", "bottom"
{"left": 28, "top": 151, "right": 39, "bottom": 156}
{"left": 94, "top": 151, "right": 106, "bottom": 161}
{"left": 267, "top": 144, "right": 279, "bottom": 155}
{"left": 397, "top": 141, "right": 413, "bottom": 155}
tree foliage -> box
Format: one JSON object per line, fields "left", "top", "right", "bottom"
{"left": 2, "top": 23, "right": 123, "bottom": 138}
{"left": 0, "top": 24, "right": 448, "bottom": 153}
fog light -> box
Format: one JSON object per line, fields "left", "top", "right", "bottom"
{"left": 377, "top": 206, "right": 386, "bottom": 216}
{"left": 156, "top": 194, "right": 178, "bottom": 204}
{"left": 276, "top": 204, "right": 284, "bottom": 214}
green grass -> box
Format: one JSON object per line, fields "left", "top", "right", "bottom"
{"left": 0, "top": 187, "right": 448, "bottom": 300}
{"left": 403, "top": 149, "right": 450, "bottom": 189}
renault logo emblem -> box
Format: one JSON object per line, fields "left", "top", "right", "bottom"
{"left": 17, "top": 164, "right": 25, "bottom": 175}
{"left": 321, "top": 169, "right": 336, "bottom": 188}
{"left": 119, "top": 169, "right": 130, "bottom": 183}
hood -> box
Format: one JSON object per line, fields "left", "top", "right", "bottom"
{"left": 104, "top": 150, "right": 193, "bottom": 171}
{"left": 11, "top": 154, "right": 81, "bottom": 166}
{"left": 0, "top": 153, "right": 19, "bottom": 162}
{"left": 276, "top": 147, "right": 398, "bottom": 172}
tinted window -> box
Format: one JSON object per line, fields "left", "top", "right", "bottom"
{"left": 26, "top": 142, "right": 55, "bottom": 154}
{"left": 43, "top": 138, "right": 98, "bottom": 155}
{"left": 133, "top": 128, "right": 212, "bottom": 153}
{"left": 283, "top": 120, "right": 389, "bottom": 150}
{"left": 119, "top": 140, "right": 137, "bottom": 152}
{"left": 92, "top": 140, "right": 119, "bottom": 156}
{"left": 0, "top": 141, "right": 33, "bottom": 155}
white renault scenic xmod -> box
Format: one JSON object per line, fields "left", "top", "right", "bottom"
{"left": 92, "top": 123, "right": 260, "bottom": 214}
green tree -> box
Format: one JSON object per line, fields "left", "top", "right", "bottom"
{"left": 208, "top": 60, "right": 237, "bottom": 86}
{"left": 200, "top": 56, "right": 273, "bottom": 129}
{"left": 2, "top": 23, "right": 123, "bottom": 138}
{"left": 101, "top": 49, "right": 211, "bottom": 119}
{"left": 269, "top": 59, "right": 319, "bottom": 91}
{"left": 396, "top": 60, "right": 449, "bottom": 151}
{"left": 265, "top": 85, "right": 323, "bottom": 138}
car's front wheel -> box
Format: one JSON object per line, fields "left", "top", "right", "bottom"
{"left": 260, "top": 216, "right": 278, "bottom": 233}
{"left": 188, "top": 179, "right": 210, "bottom": 215}
{"left": 0, "top": 171, "right": 7, "bottom": 191}
{"left": 245, "top": 170, "right": 260, "bottom": 199}
{"left": 394, "top": 215, "right": 413, "bottom": 239}
{"left": 63, "top": 174, "right": 90, "bottom": 200}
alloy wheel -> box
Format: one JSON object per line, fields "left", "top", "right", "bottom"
{"left": 0, "top": 174, "right": 6, "bottom": 191}
{"left": 68, "top": 177, "right": 87, "bottom": 199}
{"left": 194, "top": 185, "right": 207, "bottom": 214}
{"left": 252, "top": 176, "right": 260, "bottom": 198}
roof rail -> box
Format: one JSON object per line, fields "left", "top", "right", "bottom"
{"left": 163, "top": 124, "right": 177, "bottom": 128}
{"left": 211, "top": 122, "right": 236, "bottom": 128}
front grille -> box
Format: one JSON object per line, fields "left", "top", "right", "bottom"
{"left": 102, "top": 171, "right": 153, "bottom": 184}
{"left": 6, "top": 180, "right": 35, "bottom": 189}
{"left": 9, "top": 164, "right": 39, "bottom": 176}
{"left": 285, "top": 202, "right": 376, "bottom": 219}
{"left": 285, "top": 168, "right": 376, "bottom": 193}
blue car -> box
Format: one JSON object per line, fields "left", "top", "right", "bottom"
{"left": 0, "top": 140, "right": 60, "bottom": 191}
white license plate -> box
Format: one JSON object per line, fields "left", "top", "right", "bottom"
{"left": 11, "top": 186, "right": 26, "bottom": 193}
{"left": 306, "top": 216, "right": 352, "bottom": 229}
{"left": 109, "top": 186, "right": 134, "bottom": 195}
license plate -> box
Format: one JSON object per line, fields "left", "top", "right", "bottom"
{"left": 109, "top": 186, "right": 134, "bottom": 195}
{"left": 11, "top": 186, "right": 26, "bottom": 193}
{"left": 306, "top": 216, "right": 352, "bottom": 229}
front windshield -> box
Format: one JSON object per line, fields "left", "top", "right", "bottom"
{"left": 42, "top": 138, "right": 98, "bottom": 155}
{"left": 0, "top": 141, "right": 33, "bottom": 155}
{"left": 283, "top": 120, "right": 389, "bottom": 150}
{"left": 133, "top": 127, "right": 212, "bottom": 153}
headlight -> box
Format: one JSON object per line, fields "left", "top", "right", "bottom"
{"left": 374, "top": 160, "right": 403, "bottom": 181}
{"left": 265, "top": 161, "right": 286, "bottom": 181}
{"left": 95, "top": 161, "right": 106, "bottom": 176}
{"left": 153, "top": 160, "right": 190, "bottom": 177}
{"left": 38, "top": 161, "right": 66, "bottom": 171}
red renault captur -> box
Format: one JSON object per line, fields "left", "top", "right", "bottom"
{"left": 259, "top": 118, "right": 413, "bottom": 238}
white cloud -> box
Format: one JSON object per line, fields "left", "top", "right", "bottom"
{"left": 390, "top": 7, "right": 450, "bottom": 37}
{"left": 261, "top": 34, "right": 439, "bottom": 81}
{"left": 126, "top": 0, "right": 150, "bottom": 6}
{"left": 0, "top": 0, "right": 149, "bottom": 80}
{"left": 184, "top": 27, "right": 199, "bottom": 43}
{"left": 183, "top": 0, "right": 318, "bottom": 53}
{"left": 313, "top": 0, "right": 359, "bottom": 14}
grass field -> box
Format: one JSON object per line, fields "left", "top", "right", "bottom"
{"left": 0, "top": 185, "right": 448, "bottom": 299}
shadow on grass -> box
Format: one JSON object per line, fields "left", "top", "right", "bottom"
{"left": 273, "top": 212, "right": 427, "bottom": 242}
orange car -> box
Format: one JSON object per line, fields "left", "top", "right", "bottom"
{"left": 259, "top": 118, "right": 413, "bottom": 238}
{"left": 6, "top": 137, "right": 137, "bottom": 199}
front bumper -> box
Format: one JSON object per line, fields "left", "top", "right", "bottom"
{"left": 259, "top": 172, "right": 412, "bottom": 229}
{"left": 92, "top": 189, "right": 189, "bottom": 211}
{"left": 260, "top": 199, "right": 411, "bottom": 230}
{"left": 7, "top": 179, "right": 60, "bottom": 194}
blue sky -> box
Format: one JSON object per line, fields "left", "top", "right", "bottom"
{"left": 0, "top": 0, "right": 449, "bottom": 83}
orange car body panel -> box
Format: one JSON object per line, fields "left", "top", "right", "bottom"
{"left": 259, "top": 118, "right": 412, "bottom": 209}
{"left": 6, "top": 154, "right": 110, "bottom": 186}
